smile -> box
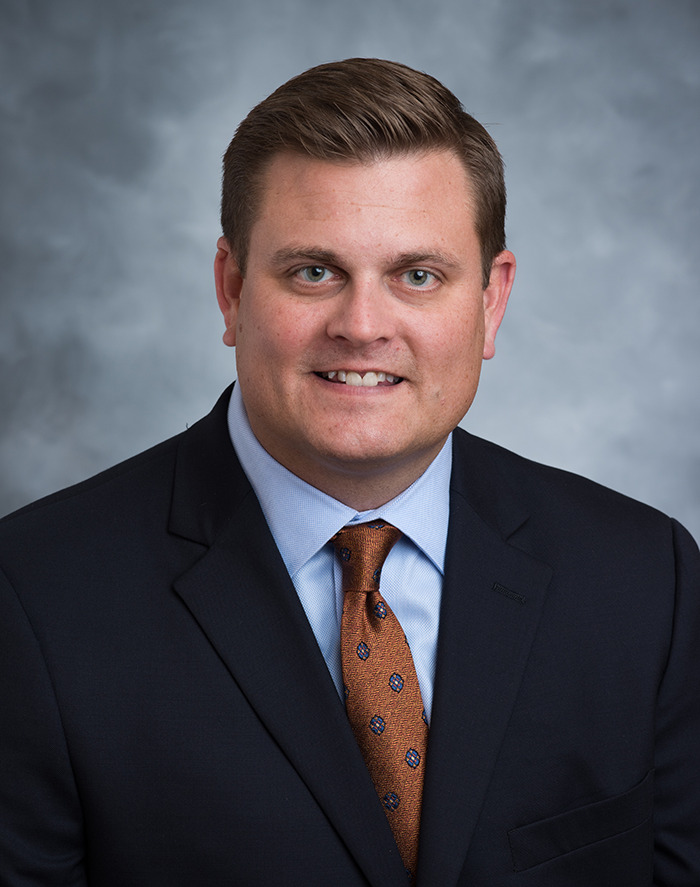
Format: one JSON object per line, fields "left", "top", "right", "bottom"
{"left": 316, "top": 371, "right": 402, "bottom": 388}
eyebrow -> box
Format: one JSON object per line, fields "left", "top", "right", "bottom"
{"left": 270, "top": 247, "right": 341, "bottom": 268}
{"left": 269, "top": 246, "right": 463, "bottom": 271}
{"left": 391, "top": 251, "right": 462, "bottom": 270}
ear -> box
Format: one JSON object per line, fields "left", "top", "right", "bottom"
{"left": 482, "top": 250, "right": 516, "bottom": 360}
{"left": 214, "top": 235, "right": 244, "bottom": 348}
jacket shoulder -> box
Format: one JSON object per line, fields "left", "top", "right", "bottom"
{"left": 0, "top": 431, "right": 183, "bottom": 530}
{"left": 451, "top": 427, "right": 681, "bottom": 545}
{"left": 0, "top": 387, "right": 235, "bottom": 540}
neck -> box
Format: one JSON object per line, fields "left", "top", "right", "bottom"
{"left": 278, "top": 448, "right": 445, "bottom": 512}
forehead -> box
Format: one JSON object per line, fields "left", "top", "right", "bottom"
{"left": 250, "top": 150, "right": 478, "bottom": 253}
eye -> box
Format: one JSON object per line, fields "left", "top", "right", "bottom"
{"left": 297, "top": 265, "right": 334, "bottom": 283}
{"left": 402, "top": 269, "right": 436, "bottom": 287}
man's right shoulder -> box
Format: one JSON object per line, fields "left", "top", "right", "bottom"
{"left": 0, "top": 431, "right": 184, "bottom": 537}
{"left": 0, "top": 386, "right": 236, "bottom": 539}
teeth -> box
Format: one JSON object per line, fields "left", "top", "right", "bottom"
{"left": 319, "top": 370, "right": 400, "bottom": 386}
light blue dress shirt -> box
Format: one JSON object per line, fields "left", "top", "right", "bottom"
{"left": 227, "top": 384, "right": 451, "bottom": 721}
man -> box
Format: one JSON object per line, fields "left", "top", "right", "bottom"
{"left": 1, "top": 58, "right": 698, "bottom": 886}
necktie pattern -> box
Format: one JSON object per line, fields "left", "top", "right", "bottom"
{"left": 331, "top": 521, "right": 428, "bottom": 882}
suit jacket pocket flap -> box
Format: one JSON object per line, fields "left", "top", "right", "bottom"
{"left": 508, "top": 769, "right": 654, "bottom": 872}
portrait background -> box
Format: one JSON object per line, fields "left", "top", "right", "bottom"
{"left": 1, "top": 0, "right": 699, "bottom": 539}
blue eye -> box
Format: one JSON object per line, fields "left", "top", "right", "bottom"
{"left": 298, "top": 265, "right": 333, "bottom": 283}
{"left": 403, "top": 269, "right": 435, "bottom": 287}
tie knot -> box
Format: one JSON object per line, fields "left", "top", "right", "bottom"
{"left": 331, "top": 521, "right": 402, "bottom": 593}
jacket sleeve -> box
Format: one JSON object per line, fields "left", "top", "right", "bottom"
{"left": 0, "top": 567, "right": 87, "bottom": 886}
{"left": 653, "top": 519, "right": 700, "bottom": 886}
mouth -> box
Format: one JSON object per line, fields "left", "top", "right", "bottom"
{"left": 315, "top": 370, "right": 403, "bottom": 388}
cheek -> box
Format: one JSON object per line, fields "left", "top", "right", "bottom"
{"left": 423, "top": 314, "right": 484, "bottom": 402}
{"left": 429, "top": 312, "right": 483, "bottom": 368}
{"left": 237, "top": 298, "right": 315, "bottom": 371}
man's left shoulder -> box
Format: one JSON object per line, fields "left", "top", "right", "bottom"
{"left": 451, "top": 427, "right": 696, "bottom": 555}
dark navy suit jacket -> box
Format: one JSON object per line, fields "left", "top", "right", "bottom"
{"left": 1, "top": 387, "right": 699, "bottom": 885}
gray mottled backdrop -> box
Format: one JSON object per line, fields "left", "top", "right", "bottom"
{"left": 1, "top": 0, "right": 699, "bottom": 539}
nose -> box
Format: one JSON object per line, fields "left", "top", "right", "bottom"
{"left": 324, "top": 279, "right": 397, "bottom": 347}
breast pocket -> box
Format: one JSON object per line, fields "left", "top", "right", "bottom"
{"left": 508, "top": 770, "right": 654, "bottom": 873}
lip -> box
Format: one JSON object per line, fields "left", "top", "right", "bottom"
{"left": 315, "top": 370, "right": 403, "bottom": 388}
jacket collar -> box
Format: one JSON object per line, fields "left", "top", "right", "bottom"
{"left": 168, "top": 386, "right": 249, "bottom": 546}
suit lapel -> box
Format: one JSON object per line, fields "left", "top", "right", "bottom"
{"left": 168, "top": 389, "right": 407, "bottom": 886}
{"left": 416, "top": 432, "right": 553, "bottom": 887}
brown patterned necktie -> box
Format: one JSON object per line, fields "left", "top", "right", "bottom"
{"left": 331, "top": 521, "right": 428, "bottom": 882}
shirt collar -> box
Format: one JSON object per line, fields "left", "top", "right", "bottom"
{"left": 227, "top": 383, "right": 451, "bottom": 578}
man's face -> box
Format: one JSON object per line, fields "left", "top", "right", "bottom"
{"left": 215, "top": 150, "right": 515, "bottom": 507}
